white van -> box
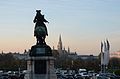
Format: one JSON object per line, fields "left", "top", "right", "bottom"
{"left": 78, "top": 69, "right": 89, "bottom": 77}
{"left": 78, "top": 69, "right": 87, "bottom": 73}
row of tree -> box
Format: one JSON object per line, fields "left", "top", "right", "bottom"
{"left": 54, "top": 55, "right": 120, "bottom": 72}
{"left": 0, "top": 53, "right": 26, "bottom": 71}
{"left": 0, "top": 53, "right": 120, "bottom": 72}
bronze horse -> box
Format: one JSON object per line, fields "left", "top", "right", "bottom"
{"left": 33, "top": 10, "right": 49, "bottom": 45}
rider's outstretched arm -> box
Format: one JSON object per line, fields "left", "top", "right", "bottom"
{"left": 42, "top": 15, "right": 49, "bottom": 23}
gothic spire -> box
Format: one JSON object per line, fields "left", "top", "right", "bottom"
{"left": 58, "top": 34, "right": 62, "bottom": 50}
{"left": 68, "top": 46, "right": 70, "bottom": 53}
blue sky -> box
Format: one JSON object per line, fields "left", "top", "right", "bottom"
{"left": 0, "top": 0, "right": 120, "bottom": 55}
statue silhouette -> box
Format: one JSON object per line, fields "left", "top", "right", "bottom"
{"left": 33, "top": 10, "right": 49, "bottom": 45}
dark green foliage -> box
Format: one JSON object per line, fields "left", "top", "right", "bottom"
{"left": 109, "top": 57, "right": 120, "bottom": 69}
{"left": 0, "top": 53, "right": 26, "bottom": 71}
{"left": 114, "top": 70, "right": 120, "bottom": 76}
{"left": 54, "top": 55, "right": 100, "bottom": 72}
{"left": 54, "top": 55, "right": 120, "bottom": 72}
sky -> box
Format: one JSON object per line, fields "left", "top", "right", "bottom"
{"left": 0, "top": 0, "right": 120, "bottom": 55}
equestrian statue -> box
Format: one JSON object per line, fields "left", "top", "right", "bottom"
{"left": 33, "top": 10, "right": 49, "bottom": 45}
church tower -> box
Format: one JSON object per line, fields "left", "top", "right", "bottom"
{"left": 57, "top": 35, "right": 63, "bottom": 55}
{"left": 68, "top": 47, "right": 70, "bottom": 54}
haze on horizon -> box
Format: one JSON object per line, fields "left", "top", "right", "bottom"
{"left": 0, "top": 0, "right": 120, "bottom": 55}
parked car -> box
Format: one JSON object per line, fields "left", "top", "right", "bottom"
{"left": 65, "top": 74, "right": 74, "bottom": 79}
{"left": 0, "top": 74, "right": 9, "bottom": 79}
{"left": 96, "top": 73, "right": 120, "bottom": 79}
{"left": 56, "top": 72, "right": 62, "bottom": 79}
{"left": 74, "top": 74, "right": 82, "bottom": 79}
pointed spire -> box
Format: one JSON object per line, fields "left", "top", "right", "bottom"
{"left": 104, "top": 41, "right": 107, "bottom": 51}
{"left": 59, "top": 34, "right": 61, "bottom": 42}
{"left": 101, "top": 41, "right": 103, "bottom": 53}
{"left": 106, "top": 39, "right": 110, "bottom": 65}
{"left": 101, "top": 39, "right": 110, "bottom": 70}
{"left": 58, "top": 34, "right": 62, "bottom": 50}
{"left": 68, "top": 46, "right": 70, "bottom": 53}
{"left": 106, "top": 39, "right": 110, "bottom": 51}
{"left": 57, "top": 34, "right": 63, "bottom": 55}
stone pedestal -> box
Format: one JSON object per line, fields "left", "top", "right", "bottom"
{"left": 25, "top": 45, "right": 57, "bottom": 79}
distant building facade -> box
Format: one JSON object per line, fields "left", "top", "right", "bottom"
{"left": 78, "top": 55, "right": 98, "bottom": 60}
{"left": 13, "top": 50, "right": 29, "bottom": 60}
{"left": 111, "top": 51, "right": 120, "bottom": 58}
{"left": 11, "top": 35, "right": 98, "bottom": 61}
{"left": 53, "top": 35, "right": 98, "bottom": 60}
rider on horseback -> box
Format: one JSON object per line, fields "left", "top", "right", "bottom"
{"left": 33, "top": 10, "right": 49, "bottom": 45}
